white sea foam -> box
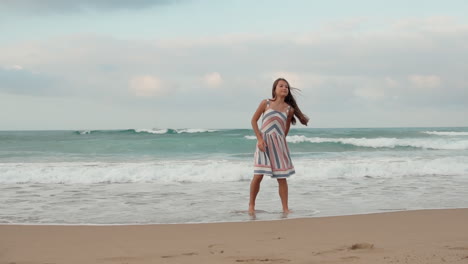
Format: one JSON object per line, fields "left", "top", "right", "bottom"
{"left": 0, "top": 161, "right": 251, "bottom": 184}
{"left": 294, "top": 156, "right": 468, "bottom": 180}
{"left": 1, "top": 156, "right": 467, "bottom": 184}
{"left": 134, "top": 128, "right": 168, "bottom": 134}
{"left": 422, "top": 131, "right": 468, "bottom": 136}
{"left": 175, "top": 128, "right": 218, "bottom": 133}
{"left": 134, "top": 128, "right": 217, "bottom": 134}
{"left": 245, "top": 135, "right": 468, "bottom": 150}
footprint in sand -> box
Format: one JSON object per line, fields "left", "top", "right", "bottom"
{"left": 256, "top": 236, "right": 285, "bottom": 242}
{"left": 349, "top": 243, "right": 374, "bottom": 250}
{"left": 235, "top": 258, "right": 290, "bottom": 263}
{"left": 160, "top": 252, "right": 199, "bottom": 258}
{"left": 314, "top": 242, "right": 374, "bottom": 256}
{"left": 447, "top": 246, "right": 468, "bottom": 251}
{"left": 208, "top": 244, "right": 225, "bottom": 255}
{"left": 341, "top": 256, "right": 360, "bottom": 261}
{"left": 181, "top": 252, "right": 198, "bottom": 256}
{"left": 313, "top": 247, "right": 346, "bottom": 255}
{"left": 443, "top": 247, "right": 468, "bottom": 262}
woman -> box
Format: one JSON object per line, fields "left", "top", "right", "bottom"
{"left": 249, "top": 78, "right": 309, "bottom": 215}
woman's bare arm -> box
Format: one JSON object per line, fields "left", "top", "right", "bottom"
{"left": 251, "top": 99, "right": 267, "bottom": 151}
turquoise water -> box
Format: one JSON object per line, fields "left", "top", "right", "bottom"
{"left": 1, "top": 127, "right": 468, "bottom": 224}
{"left": 2, "top": 127, "right": 468, "bottom": 162}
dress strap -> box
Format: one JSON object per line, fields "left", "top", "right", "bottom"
{"left": 286, "top": 105, "right": 291, "bottom": 114}
{"left": 266, "top": 99, "right": 270, "bottom": 108}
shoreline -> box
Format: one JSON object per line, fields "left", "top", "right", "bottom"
{"left": 0, "top": 207, "right": 466, "bottom": 226}
{"left": 2, "top": 208, "right": 468, "bottom": 263}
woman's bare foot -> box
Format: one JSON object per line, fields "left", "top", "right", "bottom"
{"left": 248, "top": 204, "right": 256, "bottom": 215}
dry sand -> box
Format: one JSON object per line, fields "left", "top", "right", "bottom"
{"left": 1, "top": 208, "right": 468, "bottom": 264}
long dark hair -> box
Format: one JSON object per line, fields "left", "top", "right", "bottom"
{"left": 271, "top": 78, "right": 309, "bottom": 126}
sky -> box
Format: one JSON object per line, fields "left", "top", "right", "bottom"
{"left": 1, "top": 0, "right": 467, "bottom": 130}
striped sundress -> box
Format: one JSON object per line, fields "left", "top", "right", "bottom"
{"left": 253, "top": 99, "right": 295, "bottom": 178}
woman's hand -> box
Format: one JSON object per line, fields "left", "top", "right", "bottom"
{"left": 257, "top": 139, "right": 267, "bottom": 152}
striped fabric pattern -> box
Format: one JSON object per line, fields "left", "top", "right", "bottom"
{"left": 253, "top": 100, "right": 295, "bottom": 178}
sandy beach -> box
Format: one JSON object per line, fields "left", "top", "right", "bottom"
{"left": 1, "top": 208, "right": 467, "bottom": 264}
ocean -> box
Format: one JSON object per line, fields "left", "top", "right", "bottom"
{"left": 1, "top": 127, "right": 467, "bottom": 224}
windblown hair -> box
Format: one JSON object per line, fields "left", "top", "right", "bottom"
{"left": 271, "top": 78, "right": 309, "bottom": 126}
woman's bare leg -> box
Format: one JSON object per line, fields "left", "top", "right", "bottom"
{"left": 277, "top": 178, "right": 290, "bottom": 213}
{"left": 249, "top": 174, "right": 264, "bottom": 214}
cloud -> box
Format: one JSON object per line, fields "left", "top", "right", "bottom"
{"left": 353, "top": 86, "right": 385, "bottom": 100}
{"left": 391, "top": 16, "right": 468, "bottom": 33}
{"left": 3, "top": 65, "right": 23, "bottom": 70}
{"left": 385, "top": 77, "right": 399, "bottom": 88}
{"left": 129, "top": 75, "right": 166, "bottom": 97}
{"left": 1, "top": 11, "right": 467, "bottom": 129}
{"left": 0, "top": 0, "right": 181, "bottom": 14}
{"left": 0, "top": 66, "right": 63, "bottom": 96}
{"left": 1, "top": 16, "right": 467, "bottom": 122}
{"left": 408, "top": 75, "right": 441, "bottom": 89}
{"left": 202, "top": 72, "right": 223, "bottom": 88}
